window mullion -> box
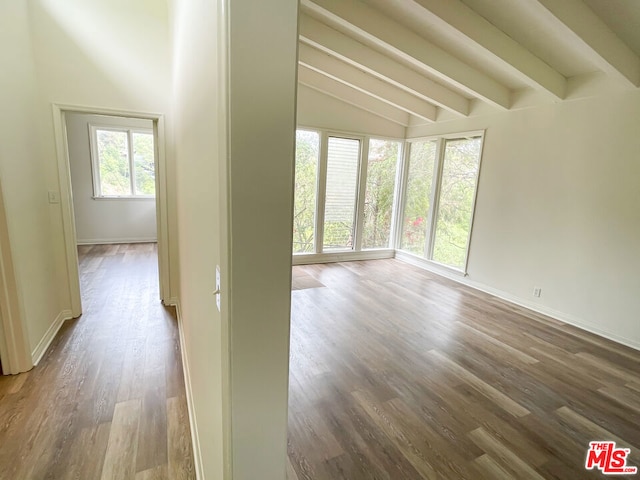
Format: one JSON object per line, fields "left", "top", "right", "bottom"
{"left": 128, "top": 130, "right": 135, "bottom": 195}
{"left": 424, "top": 137, "right": 445, "bottom": 259}
{"left": 90, "top": 126, "right": 102, "bottom": 197}
{"left": 389, "top": 141, "right": 407, "bottom": 249}
{"left": 353, "top": 138, "right": 368, "bottom": 252}
{"left": 315, "top": 131, "right": 328, "bottom": 254}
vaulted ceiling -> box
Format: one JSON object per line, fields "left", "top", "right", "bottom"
{"left": 297, "top": 0, "right": 640, "bottom": 127}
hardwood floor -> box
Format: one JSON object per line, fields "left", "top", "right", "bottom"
{"left": 0, "top": 243, "right": 195, "bottom": 480}
{"left": 288, "top": 259, "right": 640, "bottom": 479}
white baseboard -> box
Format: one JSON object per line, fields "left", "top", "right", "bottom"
{"left": 164, "top": 296, "right": 179, "bottom": 307}
{"left": 293, "top": 249, "right": 394, "bottom": 265}
{"left": 174, "top": 300, "right": 205, "bottom": 480}
{"left": 76, "top": 237, "right": 157, "bottom": 245}
{"left": 395, "top": 251, "right": 640, "bottom": 352}
{"left": 31, "top": 310, "right": 73, "bottom": 365}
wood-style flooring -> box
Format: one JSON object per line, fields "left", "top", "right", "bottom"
{"left": 0, "top": 243, "right": 195, "bottom": 480}
{"left": 288, "top": 259, "right": 640, "bottom": 480}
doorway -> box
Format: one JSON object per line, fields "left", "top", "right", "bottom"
{"left": 53, "top": 105, "right": 172, "bottom": 318}
{"left": 65, "top": 112, "right": 161, "bottom": 301}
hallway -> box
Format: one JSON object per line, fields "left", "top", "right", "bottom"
{"left": 0, "top": 243, "right": 195, "bottom": 479}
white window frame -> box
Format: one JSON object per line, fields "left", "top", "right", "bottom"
{"left": 321, "top": 132, "right": 364, "bottom": 253}
{"left": 293, "top": 126, "right": 404, "bottom": 262}
{"left": 89, "top": 124, "right": 156, "bottom": 199}
{"left": 398, "top": 130, "right": 485, "bottom": 274}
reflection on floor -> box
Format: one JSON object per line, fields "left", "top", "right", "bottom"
{"left": 288, "top": 259, "right": 640, "bottom": 480}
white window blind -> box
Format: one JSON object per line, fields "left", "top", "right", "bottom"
{"left": 323, "top": 137, "right": 360, "bottom": 250}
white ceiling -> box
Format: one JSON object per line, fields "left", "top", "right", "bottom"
{"left": 298, "top": 0, "right": 640, "bottom": 127}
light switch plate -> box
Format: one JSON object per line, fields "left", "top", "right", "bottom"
{"left": 216, "top": 266, "right": 221, "bottom": 312}
{"left": 48, "top": 191, "right": 60, "bottom": 204}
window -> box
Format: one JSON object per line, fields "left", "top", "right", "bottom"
{"left": 362, "top": 139, "right": 401, "bottom": 249}
{"left": 432, "top": 138, "right": 482, "bottom": 268}
{"left": 292, "top": 130, "right": 320, "bottom": 253}
{"left": 400, "top": 140, "right": 437, "bottom": 255}
{"left": 323, "top": 136, "right": 360, "bottom": 251}
{"left": 290, "top": 128, "right": 483, "bottom": 267}
{"left": 90, "top": 125, "right": 155, "bottom": 197}
{"left": 399, "top": 134, "right": 483, "bottom": 271}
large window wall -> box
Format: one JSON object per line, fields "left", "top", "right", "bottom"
{"left": 292, "top": 128, "right": 402, "bottom": 258}
{"left": 292, "top": 128, "right": 483, "bottom": 272}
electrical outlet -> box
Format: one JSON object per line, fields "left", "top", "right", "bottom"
{"left": 215, "top": 266, "right": 221, "bottom": 312}
{"left": 533, "top": 287, "right": 542, "bottom": 298}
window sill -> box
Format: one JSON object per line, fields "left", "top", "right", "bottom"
{"left": 92, "top": 196, "right": 156, "bottom": 201}
{"left": 394, "top": 250, "right": 468, "bottom": 277}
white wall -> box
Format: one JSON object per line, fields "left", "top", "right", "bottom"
{"left": 66, "top": 113, "right": 157, "bottom": 244}
{"left": 298, "top": 84, "right": 406, "bottom": 138}
{"left": 169, "top": 0, "right": 226, "bottom": 476}
{"left": 0, "top": 0, "right": 61, "bottom": 361}
{"left": 171, "top": 0, "right": 299, "bottom": 478}
{"left": 226, "top": 1, "right": 298, "bottom": 478}
{"left": 408, "top": 89, "right": 640, "bottom": 348}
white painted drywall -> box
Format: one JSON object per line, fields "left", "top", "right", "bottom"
{"left": 66, "top": 113, "right": 157, "bottom": 244}
{"left": 408, "top": 89, "right": 640, "bottom": 348}
{"left": 227, "top": 0, "right": 298, "bottom": 478}
{"left": 0, "top": 1, "right": 61, "bottom": 361}
{"left": 171, "top": 0, "right": 299, "bottom": 478}
{"left": 297, "top": 84, "right": 407, "bottom": 138}
{"left": 169, "top": 0, "right": 226, "bottom": 476}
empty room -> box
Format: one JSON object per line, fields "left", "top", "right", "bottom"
{"left": 0, "top": 0, "right": 638, "bottom": 479}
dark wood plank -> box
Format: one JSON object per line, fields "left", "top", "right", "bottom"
{"left": 288, "top": 259, "right": 640, "bottom": 480}
{"left": 0, "top": 243, "right": 195, "bottom": 479}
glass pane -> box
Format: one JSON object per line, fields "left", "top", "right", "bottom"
{"left": 323, "top": 137, "right": 360, "bottom": 251}
{"left": 132, "top": 132, "right": 156, "bottom": 196}
{"left": 292, "top": 130, "right": 319, "bottom": 253}
{"left": 362, "top": 139, "right": 400, "bottom": 249}
{"left": 400, "top": 140, "right": 437, "bottom": 256}
{"left": 97, "top": 129, "right": 131, "bottom": 196}
{"left": 432, "top": 137, "right": 482, "bottom": 269}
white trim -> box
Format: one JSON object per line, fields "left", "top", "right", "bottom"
{"left": 425, "top": 137, "right": 445, "bottom": 259}
{"left": 393, "top": 140, "right": 411, "bottom": 250}
{"left": 52, "top": 104, "right": 173, "bottom": 314}
{"left": 354, "top": 136, "right": 368, "bottom": 252}
{"left": 174, "top": 300, "right": 205, "bottom": 480}
{"left": 53, "top": 107, "right": 83, "bottom": 318}
{"left": 406, "top": 129, "right": 486, "bottom": 142}
{"left": 387, "top": 140, "right": 404, "bottom": 249}
{"left": 31, "top": 310, "right": 73, "bottom": 366}
{"left": 76, "top": 238, "right": 158, "bottom": 245}
{"left": 165, "top": 296, "right": 179, "bottom": 307}
{"left": 315, "top": 131, "right": 328, "bottom": 254}
{"left": 91, "top": 196, "right": 156, "bottom": 201}
{"left": 395, "top": 250, "right": 466, "bottom": 276}
{"left": 0, "top": 178, "right": 32, "bottom": 375}
{"left": 297, "top": 124, "right": 405, "bottom": 143}
{"left": 395, "top": 253, "right": 640, "bottom": 352}
{"left": 293, "top": 249, "right": 394, "bottom": 265}
{"left": 461, "top": 133, "right": 486, "bottom": 273}
{"left": 89, "top": 123, "right": 156, "bottom": 198}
